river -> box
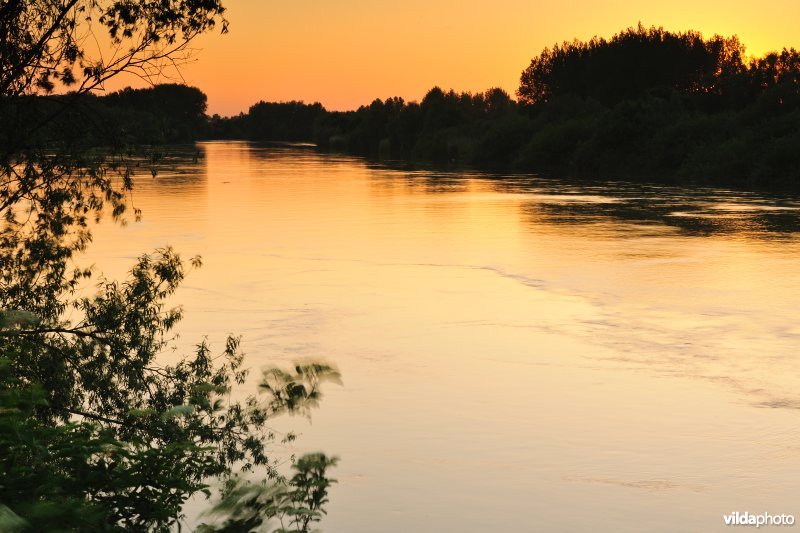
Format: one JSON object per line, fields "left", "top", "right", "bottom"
{"left": 87, "top": 141, "right": 800, "bottom": 532}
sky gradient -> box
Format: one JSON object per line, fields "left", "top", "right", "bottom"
{"left": 112, "top": 0, "right": 800, "bottom": 116}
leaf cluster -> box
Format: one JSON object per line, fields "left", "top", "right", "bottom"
{"left": 197, "top": 453, "right": 339, "bottom": 533}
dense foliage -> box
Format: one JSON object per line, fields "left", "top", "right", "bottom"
{"left": 35, "top": 24, "right": 798, "bottom": 187}
{"left": 2, "top": 84, "right": 210, "bottom": 147}
{"left": 212, "top": 25, "right": 800, "bottom": 188}
{"left": 517, "top": 25, "right": 748, "bottom": 106}
{"left": 1, "top": 1, "right": 338, "bottom": 531}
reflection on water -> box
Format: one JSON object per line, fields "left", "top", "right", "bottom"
{"left": 87, "top": 142, "right": 800, "bottom": 532}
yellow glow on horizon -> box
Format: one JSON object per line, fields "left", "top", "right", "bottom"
{"left": 104, "top": 0, "right": 800, "bottom": 115}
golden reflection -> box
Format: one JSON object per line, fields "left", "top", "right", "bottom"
{"left": 86, "top": 143, "right": 800, "bottom": 532}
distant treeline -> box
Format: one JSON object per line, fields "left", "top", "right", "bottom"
{"left": 1, "top": 84, "right": 209, "bottom": 154}
{"left": 7, "top": 25, "right": 800, "bottom": 188}
{"left": 212, "top": 25, "right": 800, "bottom": 188}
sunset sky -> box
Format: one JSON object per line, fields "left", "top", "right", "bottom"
{"left": 113, "top": 0, "right": 800, "bottom": 116}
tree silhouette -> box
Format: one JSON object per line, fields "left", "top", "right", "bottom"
{"left": 1, "top": 2, "right": 339, "bottom": 530}
{"left": 518, "top": 24, "right": 747, "bottom": 106}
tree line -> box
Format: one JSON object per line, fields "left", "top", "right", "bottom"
{"left": 25, "top": 24, "right": 799, "bottom": 187}
{"left": 3, "top": 84, "right": 210, "bottom": 148}
{"left": 209, "top": 24, "right": 800, "bottom": 188}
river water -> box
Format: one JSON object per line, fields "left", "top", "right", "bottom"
{"left": 87, "top": 141, "right": 800, "bottom": 532}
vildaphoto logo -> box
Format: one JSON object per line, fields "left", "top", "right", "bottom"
{"left": 723, "top": 512, "right": 795, "bottom": 527}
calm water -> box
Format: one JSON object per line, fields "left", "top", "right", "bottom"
{"left": 88, "top": 142, "right": 800, "bottom": 532}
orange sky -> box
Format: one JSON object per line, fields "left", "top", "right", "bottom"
{"left": 108, "top": 0, "right": 800, "bottom": 115}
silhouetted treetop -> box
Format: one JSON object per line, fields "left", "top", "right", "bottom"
{"left": 518, "top": 24, "right": 747, "bottom": 106}
{"left": 751, "top": 48, "right": 800, "bottom": 87}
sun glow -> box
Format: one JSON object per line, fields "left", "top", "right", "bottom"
{"left": 103, "top": 0, "right": 800, "bottom": 115}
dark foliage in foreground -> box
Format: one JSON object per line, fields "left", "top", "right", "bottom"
{"left": 1, "top": 1, "right": 339, "bottom": 531}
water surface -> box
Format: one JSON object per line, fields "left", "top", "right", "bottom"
{"left": 88, "top": 142, "right": 800, "bottom": 532}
